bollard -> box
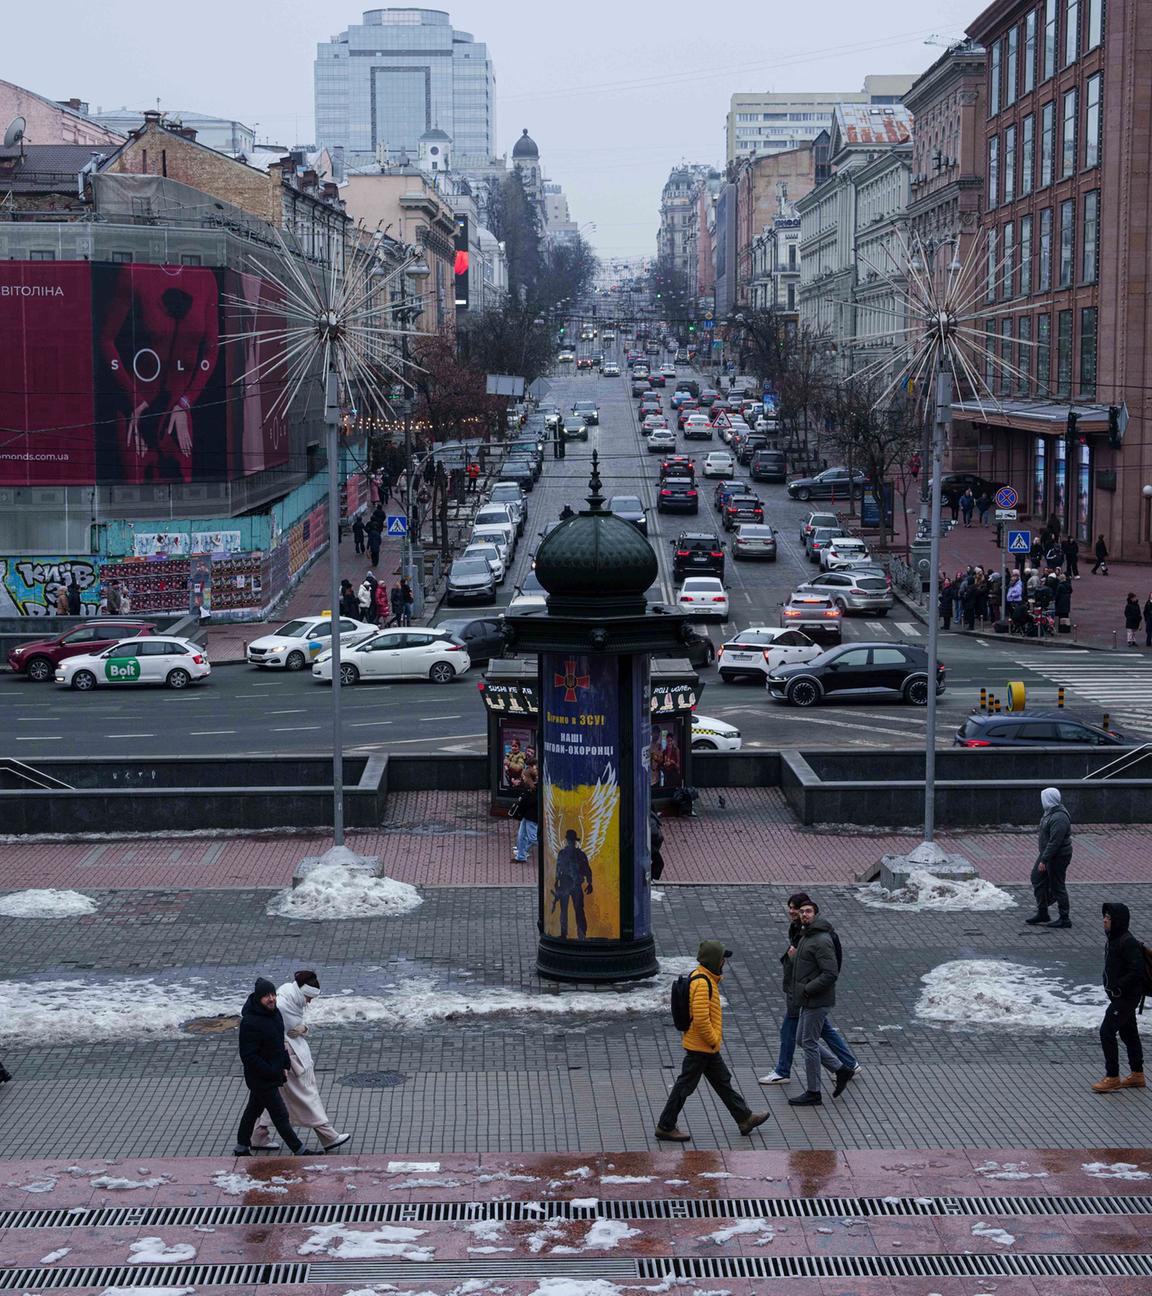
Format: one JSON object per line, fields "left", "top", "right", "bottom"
{"left": 1113, "top": 630, "right": 1118, "bottom": 650}
{"left": 980, "top": 687, "right": 988, "bottom": 712}
{"left": 993, "top": 695, "right": 1002, "bottom": 714}
{"left": 1103, "top": 712, "right": 1111, "bottom": 731}
{"left": 1058, "top": 686, "right": 1065, "bottom": 708}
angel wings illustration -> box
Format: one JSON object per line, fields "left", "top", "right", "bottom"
{"left": 545, "top": 761, "right": 619, "bottom": 866}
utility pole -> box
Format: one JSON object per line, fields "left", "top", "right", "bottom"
{"left": 323, "top": 370, "right": 345, "bottom": 847}
{"left": 922, "top": 361, "right": 951, "bottom": 844}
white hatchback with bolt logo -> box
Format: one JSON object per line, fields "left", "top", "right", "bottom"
{"left": 55, "top": 636, "right": 211, "bottom": 691}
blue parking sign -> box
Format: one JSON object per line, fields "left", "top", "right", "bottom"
{"left": 1007, "top": 529, "right": 1031, "bottom": 554}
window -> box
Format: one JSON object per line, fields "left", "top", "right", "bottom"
{"left": 987, "top": 135, "right": 1000, "bottom": 208}
{"left": 1024, "top": 10, "right": 1038, "bottom": 92}
{"left": 1017, "top": 315, "right": 1033, "bottom": 395}
{"left": 989, "top": 38, "right": 1002, "bottom": 114}
{"left": 1037, "top": 313, "right": 1052, "bottom": 392}
{"left": 1040, "top": 101, "right": 1054, "bottom": 186}
{"left": 1020, "top": 213, "right": 1034, "bottom": 294}
{"left": 1058, "top": 198, "right": 1075, "bottom": 285}
{"left": 1084, "top": 73, "right": 1101, "bottom": 168}
{"left": 1038, "top": 207, "right": 1053, "bottom": 291}
{"left": 1086, "top": 0, "right": 1102, "bottom": 49}
{"left": 179, "top": 254, "right": 202, "bottom": 266}
{"left": 1043, "top": 0, "right": 1058, "bottom": 79}
{"left": 1002, "top": 130, "right": 1019, "bottom": 208}
{"left": 1019, "top": 115, "right": 1034, "bottom": 195}
{"left": 1065, "top": 0, "right": 1079, "bottom": 64}
{"left": 109, "top": 250, "right": 133, "bottom": 264}
{"left": 1056, "top": 309, "right": 1073, "bottom": 397}
{"left": 871, "top": 647, "right": 907, "bottom": 665}
{"left": 835, "top": 649, "right": 871, "bottom": 667}
{"left": 985, "top": 321, "right": 997, "bottom": 388}
{"left": 1079, "top": 306, "right": 1097, "bottom": 397}
{"left": 1070, "top": 189, "right": 1098, "bottom": 291}
{"left": 986, "top": 227, "right": 998, "bottom": 303}
{"left": 1002, "top": 220, "right": 1015, "bottom": 298}
{"left": 1001, "top": 317, "right": 1015, "bottom": 393}
{"left": 1006, "top": 26, "right": 1019, "bottom": 104}
{"left": 1061, "top": 88, "right": 1077, "bottom": 177}
{"left": 28, "top": 250, "right": 55, "bottom": 261}
{"left": 1054, "top": 437, "right": 1067, "bottom": 518}
{"left": 1033, "top": 435, "right": 1047, "bottom": 514}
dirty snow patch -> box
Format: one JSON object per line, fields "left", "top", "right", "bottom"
{"left": 0, "top": 888, "right": 97, "bottom": 918}
{"left": 128, "top": 1239, "right": 197, "bottom": 1264}
{"left": 11, "top": 1177, "right": 57, "bottom": 1193}
{"left": 698, "top": 1171, "right": 733, "bottom": 1180}
{"left": 972, "top": 1222, "right": 1016, "bottom": 1246}
{"left": 568, "top": 1197, "right": 599, "bottom": 1209}
{"left": 1083, "top": 1161, "right": 1152, "bottom": 1180}
{"left": 266, "top": 860, "right": 422, "bottom": 921}
{"left": 386, "top": 1160, "right": 440, "bottom": 1173}
{"left": 212, "top": 1171, "right": 300, "bottom": 1196}
{"left": 529, "top": 1282, "right": 626, "bottom": 1296}
{"left": 916, "top": 960, "right": 1104, "bottom": 1031}
{"left": 974, "top": 1160, "right": 1049, "bottom": 1181}
{"left": 91, "top": 1175, "right": 169, "bottom": 1190}
{"left": 299, "top": 1224, "right": 433, "bottom": 1261}
{"left": 40, "top": 1248, "right": 71, "bottom": 1263}
{"left": 599, "top": 1174, "right": 653, "bottom": 1184}
{"left": 857, "top": 870, "right": 1014, "bottom": 912}
{"left": 705, "top": 1219, "right": 775, "bottom": 1246}
{"left": 464, "top": 1220, "right": 507, "bottom": 1243}
{"left": 565, "top": 1166, "right": 593, "bottom": 1179}
{"left": 551, "top": 1219, "right": 639, "bottom": 1254}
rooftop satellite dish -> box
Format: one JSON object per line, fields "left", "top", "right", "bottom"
{"left": 3, "top": 116, "right": 26, "bottom": 147}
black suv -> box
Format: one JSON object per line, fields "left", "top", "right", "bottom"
{"left": 751, "top": 448, "right": 788, "bottom": 482}
{"left": 955, "top": 712, "right": 1125, "bottom": 747}
{"left": 673, "top": 532, "right": 725, "bottom": 579}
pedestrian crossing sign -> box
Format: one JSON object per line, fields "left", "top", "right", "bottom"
{"left": 386, "top": 515, "right": 408, "bottom": 536}
{"left": 1007, "top": 529, "right": 1031, "bottom": 554}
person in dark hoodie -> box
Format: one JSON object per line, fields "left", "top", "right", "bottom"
{"left": 1093, "top": 903, "right": 1147, "bottom": 1093}
{"left": 233, "top": 977, "right": 312, "bottom": 1157}
{"left": 655, "top": 940, "right": 770, "bottom": 1142}
{"left": 1027, "top": 787, "right": 1073, "bottom": 928}
{"left": 787, "top": 900, "right": 852, "bottom": 1106}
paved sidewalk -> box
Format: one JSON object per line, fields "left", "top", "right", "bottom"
{"left": 0, "top": 788, "right": 1147, "bottom": 890}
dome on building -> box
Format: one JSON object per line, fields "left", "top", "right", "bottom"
{"left": 512, "top": 128, "right": 539, "bottom": 160}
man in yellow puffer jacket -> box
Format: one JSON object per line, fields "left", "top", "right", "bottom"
{"left": 655, "top": 940, "right": 770, "bottom": 1142}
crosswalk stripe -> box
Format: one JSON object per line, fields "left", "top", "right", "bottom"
{"left": 865, "top": 621, "right": 888, "bottom": 634}
{"left": 895, "top": 622, "right": 922, "bottom": 636}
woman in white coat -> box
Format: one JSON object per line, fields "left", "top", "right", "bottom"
{"left": 252, "top": 971, "right": 350, "bottom": 1153}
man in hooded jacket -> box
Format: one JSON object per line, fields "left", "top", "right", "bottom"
{"left": 787, "top": 901, "right": 850, "bottom": 1106}
{"left": 233, "top": 977, "right": 311, "bottom": 1156}
{"left": 1028, "top": 787, "right": 1073, "bottom": 928}
{"left": 1093, "top": 903, "right": 1146, "bottom": 1093}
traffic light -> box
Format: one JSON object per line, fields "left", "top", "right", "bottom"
{"left": 688, "top": 322, "right": 696, "bottom": 334}
{"left": 559, "top": 324, "right": 566, "bottom": 336}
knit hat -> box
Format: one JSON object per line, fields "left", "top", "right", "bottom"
{"left": 254, "top": 977, "right": 276, "bottom": 998}
{"left": 697, "top": 940, "right": 732, "bottom": 974}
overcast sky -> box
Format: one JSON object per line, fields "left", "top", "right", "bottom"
{"left": 5, "top": 0, "right": 972, "bottom": 261}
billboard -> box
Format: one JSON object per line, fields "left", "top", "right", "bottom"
{"left": 0, "top": 261, "right": 291, "bottom": 487}
{"left": 454, "top": 213, "right": 470, "bottom": 310}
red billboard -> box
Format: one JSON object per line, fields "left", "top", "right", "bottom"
{"left": 0, "top": 261, "right": 291, "bottom": 487}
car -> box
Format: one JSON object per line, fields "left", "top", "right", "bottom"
{"left": 806, "top": 526, "right": 848, "bottom": 563}
{"left": 580, "top": 328, "right": 595, "bottom": 341}
{"left": 247, "top": 615, "right": 376, "bottom": 670}
{"left": 657, "top": 476, "right": 699, "bottom": 514}
{"left": 703, "top": 451, "right": 735, "bottom": 478}
{"left": 508, "top": 570, "right": 548, "bottom": 613}
{"left": 660, "top": 364, "right": 677, "bottom": 379}
{"left": 602, "top": 361, "right": 620, "bottom": 377}
{"left": 591, "top": 354, "right": 604, "bottom": 370}
{"left": 753, "top": 416, "right": 780, "bottom": 434}
{"left": 572, "top": 400, "right": 600, "bottom": 426}
{"left": 722, "top": 495, "right": 765, "bottom": 531}
{"left": 607, "top": 494, "right": 649, "bottom": 535}
{"left": 446, "top": 557, "right": 498, "bottom": 604}
{"left": 800, "top": 510, "right": 840, "bottom": 543}
{"left": 670, "top": 390, "right": 695, "bottom": 409}
{"left": 509, "top": 436, "right": 544, "bottom": 466}
{"left": 562, "top": 415, "right": 589, "bottom": 442}
{"left": 779, "top": 592, "right": 843, "bottom": 643}
{"left": 750, "top": 448, "right": 788, "bottom": 482}
{"left": 53, "top": 634, "right": 212, "bottom": 691}
{"left": 676, "top": 404, "right": 702, "bottom": 430}
{"left": 647, "top": 371, "right": 666, "bottom": 387}
{"left": 647, "top": 428, "right": 677, "bottom": 454}
{"left": 796, "top": 570, "right": 894, "bottom": 614}
{"left": 717, "top": 626, "right": 823, "bottom": 683}
{"left": 681, "top": 625, "right": 717, "bottom": 668}
{"left": 642, "top": 414, "right": 670, "bottom": 433}
{"left": 677, "top": 576, "right": 729, "bottom": 621}
{"left": 767, "top": 643, "right": 945, "bottom": 707}
{"left": 677, "top": 378, "right": 701, "bottom": 398}
{"left": 501, "top": 458, "right": 536, "bottom": 492}
{"left": 659, "top": 454, "right": 695, "bottom": 478}
{"left": 691, "top": 713, "right": 742, "bottom": 752}
{"left": 475, "top": 503, "right": 518, "bottom": 539}
{"left": 631, "top": 378, "right": 652, "bottom": 397}
{"left": 698, "top": 389, "right": 719, "bottom": 408}
{"left": 486, "top": 482, "right": 526, "bottom": 533}
{"left": 787, "top": 467, "right": 868, "bottom": 501}
{"left": 639, "top": 400, "right": 664, "bottom": 421}
{"left": 672, "top": 532, "right": 726, "bottom": 580}
{"left": 602, "top": 330, "right": 617, "bottom": 343}
{"left": 955, "top": 711, "right": 1126, "bottom": 748}
{"left": 713, "top": 481, "right": 746, "bottom": 513}
{"left": 314, "top": 627, "right": 470, "bottom": 686}
{"left": 683, "top": 415, "right": 714, "bottom": 441}
{"left": 731, "top": 522, "right": 777, "bottom": 561}
{"left": 935, "top": 472, "right": 1006, "bottom": 509}
{"left": 821, "top": 536, "right": 873, "bottom": 571}
{"left": 461, "top": 542, "right": 506, "bottom": 584}
{"left": 435, "top": 616, "right": 506, "bottom": 665}
{"left": 8, "top": 620, "right": 159, "bottom": 682}
{"left": 576, "top": 356, "right": 593, "bottom": 370}
{"left": 558, "top": 349, "right": 575, "bottom": 364}
{"left": 736, "top": 434, "right": 768, "bottom": 466}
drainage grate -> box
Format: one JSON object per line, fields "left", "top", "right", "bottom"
{"left": 4, "top": 1192, "right": 1152, "bottom": 1232}
{"left": 637, "top": 1253, "right": 1152, "bottom": 1280}
{"left": 338, "top": 1069, "right": 407, "bottom": 1088}
{"left": 309, "top": 1259, "right": 639, "bottom": 1281}
{"left": 0, "top": 1262, "right": 307, "bottom": 1291}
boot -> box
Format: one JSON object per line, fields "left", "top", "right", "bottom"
{"left": 1024, "top": 912, "right": 1050, "bottom": 926}
{"left": 788, "top": 1091, "right": 823, "bottom": 1107}
{"left": 1092, "top": 1076, "right": 1123, "bottom": 1093}
{"left": 1120, "top": 1072, "right": 1146, "bottom": 1088}
{"left": 738, "top": 1111, "right": 770, "bottom": 1135}
{"left": 1047, "top": 916, "right": 1072, "bottom": 929}
{"left": 655, "top": 1125, "right": 691, "bottom": 1142}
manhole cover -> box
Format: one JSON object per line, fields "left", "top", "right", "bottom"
{"left": 183, "top": 1015, "right": 240, "bottom": 1035}
{"left": 339, "top": 1070, "right": 407, "bottom": 1089}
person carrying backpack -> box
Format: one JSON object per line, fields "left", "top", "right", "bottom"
{"left": 656, "top": 941, "right": 769, "bottom": 1142}
{"left": 1093, "top": 903, "right": 1146, "bottom": 1093}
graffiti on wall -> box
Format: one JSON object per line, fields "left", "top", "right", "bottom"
{"left": 0, "top": 557, "right": 101, "bottom": 616}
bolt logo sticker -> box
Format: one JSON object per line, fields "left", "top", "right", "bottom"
{"left": 104, "top": 657, "right": 141, "bottom": 682}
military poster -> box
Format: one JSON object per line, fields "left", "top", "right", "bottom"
{"left": 541, "top": 652, "right": 621, "bottom": 941}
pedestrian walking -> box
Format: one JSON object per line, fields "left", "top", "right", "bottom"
{"left": 1062, "top": 535, "right": 1080, "bottom": 579}
{"left": 339, "top": 580, "right": 359, "bottom": 620}
{"left": 655, "top": 941, "right": 770, "bottom": 1142}
{"left": 374, "top": 581, "right": 390, "bottom": 625}
{"left": 511, "top": 758, "right": 539, "bottom": 863}
{"left": 232, "top": 977, "right": 313, "bottom": 1157}
{"left": 938, "top": 578, "right": 953, "bottom": 631}
{"left": 1093, "top": 903, "right": 1147, "bottom": 1093}
{"left": 400, "top": 577, "right": 414, "bottom": 626}
{"left": 1026, "top": 787, "right": 1073, "bottom": 928}
{"left": 66, "top": 577, "right": 82, "bottom": 617}
{"left": 1091, "top": 534, "right": 1109, "bottom": 574}
{"left": 786, "top": 900, "right": 854, "bottom": 1106}
{"left": 251, "top": 973, "right": 351, "bottom": 1152}
{"left": 976, "top": 492, "right": 992, "bottom": 526}
{"left": 960, "top": 488, "right": 975, "bottom": 527}
{"left": 759, "top": 893, "right": 859, "bottom": 1089}
{"left": 379, "top": 471, "right": 392, "bottom": 504}
{"left": 366, "top": 521, "right": 382, "bottom": 568}
{"left": 1144, "top": 594, "right": 1152, "bottom": 648}
{"left": 1125, "top": 593, "right": 1142, "bottom": 647}
{"left": 389, "top": 585, "right": 403, "bottom": 627}
{"left": 466, "top": 459, "right": 480, "bottom": 493}
{"left": 352, "top": 516, "right": 365, "bottom": 555}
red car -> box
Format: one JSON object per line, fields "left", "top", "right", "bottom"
{"left": 8, "top": 620, "right": 158, "bottom": 682}
{"left": 646, "top": 371, "right": 666, "bottom": 387}
{"left": 676, "top": 403, "right": 701, "bottom": 429}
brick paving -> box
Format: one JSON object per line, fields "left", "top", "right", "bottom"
{"left": 1, "top": 787, "right": 1148, "bottom": 890}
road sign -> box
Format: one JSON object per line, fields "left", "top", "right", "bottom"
{"left": 995, "top": 508, "right": 1017, "bottom": 520}
{"left": 386, "top": 515, "right": 408, "bottom": 537}
{"left": 994, "top": 486, "right": 1019, "bottom": 509}
{"left": 1007, "top": 529, "right": 1031, "bottom": 554}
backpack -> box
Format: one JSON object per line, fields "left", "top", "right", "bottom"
{"left": 831, "top": 930, "right": 844, "bottom": 971}
{"left": 1139, "top": 944, "right": 1152, "bottom": 1013}
{"left": 670, "top": 972, "right": 711, "bottom": 1032}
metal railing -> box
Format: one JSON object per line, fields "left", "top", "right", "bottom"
{"left": 1084, "top": 743, "right": 1152, "bottom": 781}
{"left": 0, "top": 758, "right": 73, "bottom": 790}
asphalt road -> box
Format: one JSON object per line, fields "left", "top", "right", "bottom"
{"left": 3, "top": 355, "right": 1149, "bottom": 758}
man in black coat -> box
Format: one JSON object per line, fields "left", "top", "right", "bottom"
{"left": 233, "top": 977, "right": 310, "bottom": 1156}
{"left": 1093, "top": 903, "right": 1146, "bottom": 1092}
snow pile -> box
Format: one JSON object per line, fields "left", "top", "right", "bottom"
{"left": 0, "top": 888, "right": 97, "bottom": 918}
{"left": 974, "top": 1160, "right": 1049, "bottom": 1181}
{"left": 266, "top": 860, "right": 421, "bottom": 921}
{"left": 475, "top": 1170, "right": 538, "bottom": 1184}
{"left": 972, "top": 1222, "right": 1016, "bottom": 1246}
{"left": 91, "top": 1174, "right": 169, "bottom": 1190}
{"left": 857, "top": 870, "right": 1015, "bottom": 912}
{"left": 526, "top": 1219, "right": 568, "bottom": 1253}
{"left": 1083, "top": 1161, "right": 1152, "bottom": 1181}
{"left": 386, "top": 1160, "right": 440, "bottom": 1173}
{"left": 552, "top": 1219, "right": 639, "bottom": 1254}
{"left": 916, "top": 960, "right": 1105, "bottom": 1031}
{"left": 127, "top": 1239, "right": 197, "bottom": 1264}
{"left": 600, "top": 1174, "right": 653, "bottom": 1184}
{"left": 212, "top": 1170, "right": 300, "bottom": 1196}
{"left": 12, "top": 1177, "right": 57, "bottom": 1193}
{"left": 298, "top": 1223, "right": 434, "bottom": 1261}
{"left": 529, "top": 1283, "right": 625, "bottom": 1296}
{"left": 704, "top": 1219, "right": 775, "bottom": 1246}
{"left": 464, "top": 1220, "right": 507, "bottom": 1244}
{"left": 40, "top": 1248, "right": 71, "bottom": 1263}
{"left": 565, "top": 1166, "right": 593, "bottom": 1179}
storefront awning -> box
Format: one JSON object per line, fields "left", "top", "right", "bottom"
{"left": 951, "top": 398, "right": 1110, "bottom": 435}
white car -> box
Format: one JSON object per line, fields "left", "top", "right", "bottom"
{"left": 558, "top": 350, "right": 575, "bottom": 363}
{"left": 603, "top": 362, "right": 620, "bottom": 377}
{"left": 642, "top": 414, "right": 670, "bottom": 432}
{"left": 677, "top": 577, "right": 729, "bottom": 621}
{"left": 55, "top": 635, "right": 210, "bottom": 691}
{"left": 703, "top": 451, "right": 735, "bottom": 478}
{"left": 754, "top": 417, "right": 779, "bottom": 434}
{"left": 247, "top": 615, "right": 376, "bottom": 671}
{"left": 646, "top": 428, "right": 676, "bottom": 453}
{"left": 660, "top": 364, "right": 677, "bottom": 378}
{"left": 822, "top": 536, "right": 873, "bottom": 571}
{"left": 486, "top": 483, "right": 526, "bottom": 531}
{"left": 691, "top": 713, "right": 742, "bottom": 752}
{"left": 462, "top": 542, "right": 506, "bottom": 584}
{"left": 313, "top": 627, "right": 470, "bottom": 686}
{"left": 717, "top": 626, "right": 822, "bottom": 684}
{"left": 471, "top": 524, "right": 513, "bottom": 565}
{"left": 474, "top": 504, "right": 518, "bottom": 544}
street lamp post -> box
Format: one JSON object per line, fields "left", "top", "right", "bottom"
{"left": 397, "top": 257, "right": 431, "bottom": 616}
